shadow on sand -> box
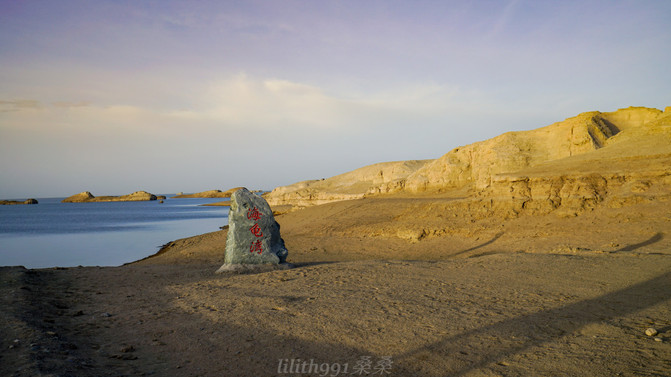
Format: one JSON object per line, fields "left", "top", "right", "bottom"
{"left": 450, "top": 232, "right": 504, "bottom": 258}
{"left": 392, "top": 268, "right": 671, "bottom": 376}
{"left": 614, "top": 232, "right": 664, "bottom": 252}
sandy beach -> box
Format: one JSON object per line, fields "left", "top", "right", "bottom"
{"left": 1, "top": 193, "right": 670, "bottom": 376}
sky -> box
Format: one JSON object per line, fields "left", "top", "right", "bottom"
{"left": 1, "top": 0, "right": 670, "bottom": 198}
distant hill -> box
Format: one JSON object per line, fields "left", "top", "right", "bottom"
{"left": 266, "top": 160, "right": 432, "bottom": 207}
{"left": 171, "top": 188, "right": 244, "bottom": 198}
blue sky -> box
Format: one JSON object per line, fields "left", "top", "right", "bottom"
{"left": 1, "top": 0, "right": 669, "bottom": 198}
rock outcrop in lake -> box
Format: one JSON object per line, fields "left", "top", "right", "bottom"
{"left": 266, "top": 106, "right": 671, "bottom": 217}
{"left": 0, "top": 198, "right": 38, "bottom": 205}
{"left": 62, "top": 191, "right": 158, "bottom": 203}
{"left": 172, "top": 188, "right": 244, "bottom": 198}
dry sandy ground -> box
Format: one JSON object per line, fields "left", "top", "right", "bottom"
{"left": 1, "top": 195, "right": 670, "bottom": 376}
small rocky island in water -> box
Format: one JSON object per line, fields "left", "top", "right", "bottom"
{"left": 61, "top": 191, "right": 158, "bottom": 203}
{"left": 0, "top": 198, "right": 38, "bottom": 205}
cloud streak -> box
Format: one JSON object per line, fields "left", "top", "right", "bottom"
{"left": 1, "top": 74, "right": 476, "bottom": 136}
{"left": 0, "top": 99, "right": 42, "bottom": 112}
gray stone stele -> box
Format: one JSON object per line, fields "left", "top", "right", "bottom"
{"left": 216, "top": 188, "right": 290, "bottom": 273}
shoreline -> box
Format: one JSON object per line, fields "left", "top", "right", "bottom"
{"left": 0, "top": 197, "right": 230, "bottom": 269}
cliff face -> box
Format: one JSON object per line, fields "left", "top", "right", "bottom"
{"left": 267, "top": 106, "right": 670, "bottom": 214}
{"left": 390, "top": 106, "right": 671, "bottom": 220}
{"left": 400, "top": 107, "right": 666, "bottom": 193}
{"left": 62, "top": 191, "right": 157, "bottom": 203}
{"left": 265, "top": 160, "right": 432, "bottom": 207}
{"left": 478, "top": 108, "right": 671, "bottom": 217}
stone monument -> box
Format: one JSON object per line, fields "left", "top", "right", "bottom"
{"left": 216, "top": 188, "right": 290, "bottom": 273}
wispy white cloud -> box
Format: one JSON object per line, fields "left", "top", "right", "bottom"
{"left": 164, "top": 74, "right": 471, "bottom": 132}
{"left": 51, "top": 101, "right": 91, "bottom": 108}
{"left": 0, "top": 73, "right": 542, "bottom": 143}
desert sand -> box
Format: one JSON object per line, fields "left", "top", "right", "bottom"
{"left": 1, "top": 106, "right": 670, "bottom": 376}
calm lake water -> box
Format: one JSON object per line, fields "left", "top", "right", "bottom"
{"left": 0, "top": 197, "right": 229, "bottom": 268}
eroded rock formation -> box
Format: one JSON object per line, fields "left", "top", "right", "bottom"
{"left": 0, "top": 198, "right": 38, "bottom": 205}
{"left": 266, "top": 106, "right": 671, "bottom": 217}
{"left": 399, "top": 107, "right": 666, "bottom": 193}
{"left": 62, "top": 191, "right": 158, "bottom": 203}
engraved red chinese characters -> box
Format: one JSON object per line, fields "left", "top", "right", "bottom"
{"left": 249, "top": 223, "right": 263, "bottom": 237}
{"left": 247, "top": 206, "right": 262, "bottom": 221}
{"left": 249, "top": 240, "right": 263, "bottom": 254}
{"left": 247, "top": 206, "right": 264, "bottom": 253}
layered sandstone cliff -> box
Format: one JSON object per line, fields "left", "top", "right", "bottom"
{"left": 398, "top": 106, "right": 666, "bottom": 193}
{"left": 479, "top": 107, "right": 671, "bottom": 217}
{"left": 62, "top": 191, "right": 158, "bottom": 203}
{"left": 267, "top": 106, "right": 670, "bottom": 215}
